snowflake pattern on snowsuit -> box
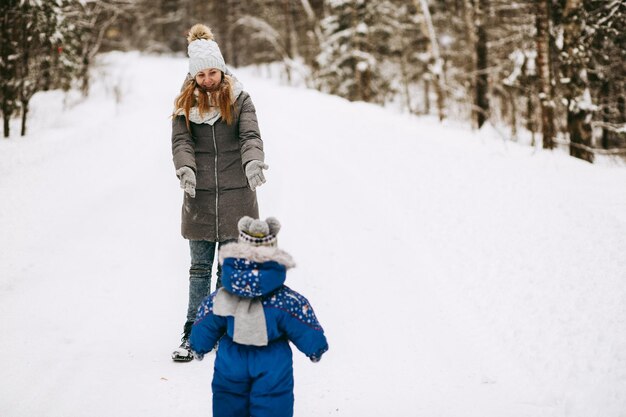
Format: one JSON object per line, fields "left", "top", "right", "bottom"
{"left": 263, "top": 286, "right": 323, "bottom": 330}
{"left": 228, "top": 258, "right": 264, "bottom": 297}
{"left": 195, "top": 295, "right": 215, "bottom": 321}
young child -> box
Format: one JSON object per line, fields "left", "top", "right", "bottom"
{"left": 189, "top": 216, "right": 328, "bottom": 417}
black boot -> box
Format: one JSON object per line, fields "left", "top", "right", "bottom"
{"left": 171, "top": 321, "right": 194, "bottom": 362}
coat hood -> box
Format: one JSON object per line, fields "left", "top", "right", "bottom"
{"left": 219, "top": 243, "right": 295, "bottom": 298}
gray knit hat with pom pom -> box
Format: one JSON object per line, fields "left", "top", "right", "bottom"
{"left": 187, "top": 24, "right": 226, "bottom": 76}
{"left": 238, "top": 216, "right": 281, "bottom": 247}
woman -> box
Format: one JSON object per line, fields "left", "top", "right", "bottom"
{"left": 170, "top": 24, "right": 268, "bottom": 362}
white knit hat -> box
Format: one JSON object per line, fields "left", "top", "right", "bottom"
{"left": 187, "top": 24, "right": 226, "bottom": 76}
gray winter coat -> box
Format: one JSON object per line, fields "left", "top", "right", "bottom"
{"left": 171, "top": 91, "right": 264, "bottom": 241}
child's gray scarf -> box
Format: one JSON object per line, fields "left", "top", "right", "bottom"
{"left": 213, "top": 288, "right": 268, "bottom": 346}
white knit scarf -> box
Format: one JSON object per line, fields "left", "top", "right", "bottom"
{"left": 175, "top": 77, "right": 243, "bottom": 126}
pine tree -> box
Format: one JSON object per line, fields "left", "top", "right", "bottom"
{"left": 13, "top": 0, "right": 66, "bottom": 136}
{"left": 1, "top": 0, "right": 20, "bottom": 138}
{"left": 582, "top": 0, "right": 626, "bottom": 151}
{"left": 317, "top": 0, "right": 396, "bottom": 104}
{"left": 1, "top": 0, "right": 107, "bottom": 137}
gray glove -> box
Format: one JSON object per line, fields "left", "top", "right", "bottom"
{"left": 245, "top": 160, "right": 269, "bottom": 191}
{"left": 176, "top": 166, "right": 196, "bottom": 198}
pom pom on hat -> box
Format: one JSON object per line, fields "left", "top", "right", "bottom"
{"left": 238, "top": 216, "right": 281, "bottom": 247}
{"left": 265, "top": 217, "right": 281, "bottom": 236}
{"left": 187, "top": 24, "right": 214, "bottom": 43}
{"left": 186, "top": 23, "right": 226, "bottom": 76}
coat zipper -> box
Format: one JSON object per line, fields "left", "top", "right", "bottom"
{"left": 212, "top": 124, "right": 219, "bottom": 241}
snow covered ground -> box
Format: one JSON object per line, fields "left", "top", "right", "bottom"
{"left": 1, "top": 52, "right": 625, "bottom": 417}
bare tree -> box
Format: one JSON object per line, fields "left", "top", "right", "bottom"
{"left": 535, "top": 0, "right": 555, "bottom": 149}
{"left": 232, "top": 15, "right": 296, "bottom": 82}
{"left": 68, "top": 1, "right": 124, "bottom": 96}
{"left": 561, "top": 0, "right": 594, "bottom": 161}
{"left": 416, "top": 0, "right": 445, "bottom": 121}
{"left": 460, "top": 0, "right": 489, "bottom": 128}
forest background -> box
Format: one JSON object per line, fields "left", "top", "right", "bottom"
{"left": 1, "top": 0, "right": 625, "bottom": 163}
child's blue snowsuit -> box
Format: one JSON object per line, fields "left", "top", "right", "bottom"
{"left": 189, "top": 243, "right": 328, "bottom": 417}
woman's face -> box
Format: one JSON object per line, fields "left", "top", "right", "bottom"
{"left": 195, "top": 68, "right": 223, "bottom": 92}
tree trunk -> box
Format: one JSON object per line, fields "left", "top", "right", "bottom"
{"left": 461, "top": 1, "right": 477, "bottom": 75}
{"left": 476, "top": 23, "right": 489, "bottom": 127}
{"left": 462, "top": 0, "right": 478, "bottom": 127}
{"left": 399, "top": 51, "right": 413, "bottom": 113}
{"left": 416, "top": 0, "right": 445, "bottom": 121}
{"left": 18, "top": 5, "right": 30, "bottom": 137}
{"left": 299, "top": 0, "right": 324, "bottom": 45}
{"left": 535, "top": 0, "right": 555, "bottom": 149}
{"left": 527, "top": 85, "right": 536, "bottom": 147}
{"left": 80, "top": 54, "right": 90, "bottom": 96}
{"left": 284, "top": 0, "right": 298, "bottom": 60}
{"left": 3, "top": 112, "right": 9, "bottom": 138}
{"left": 1, "top": 1, "right": 17, "bottom": 138}
{"left": 299, "top": 0, "right": 324, "bottom": 87}
{"left": 225, "top": 0, "right": 239, "bottom": 67}
{"left": 281, "top": 0, "right": 298, "bottom": 84}
{"left": 600, "top": 79, "right": 610, "bottom": 149}
{"left": 424, "top": 78, "right": 431, "bottom": 115}
{"left": 357, "top": 68, "right": 371, "bottom": 102}
{"left": 20, "top": 99, "right": 28, "bottom": 136}
{"left": 568, "top": 108, "right": 594, "bottom": 162}
{"left": 563, "top": 0, "right": 593, "bottom": 162}
{"left": 475, "top": 0, "right": 490, "bottom": 128}
{"left": 509, "top": 91, "right": 517, "bottom": 139}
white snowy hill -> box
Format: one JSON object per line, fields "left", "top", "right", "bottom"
{"left": 1, "top": 52, "right": 625, "bottom": 417}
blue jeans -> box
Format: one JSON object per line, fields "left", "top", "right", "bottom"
{"left": 186, "top": 239, "right": 235, "bottom": 323}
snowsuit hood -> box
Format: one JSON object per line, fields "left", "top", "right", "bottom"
{"left": 218, "top": 242, "right": 295, "bottom": 298}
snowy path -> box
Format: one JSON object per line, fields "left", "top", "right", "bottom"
{"left": 1, "top": 53, "right": 626, "bottom": 417}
